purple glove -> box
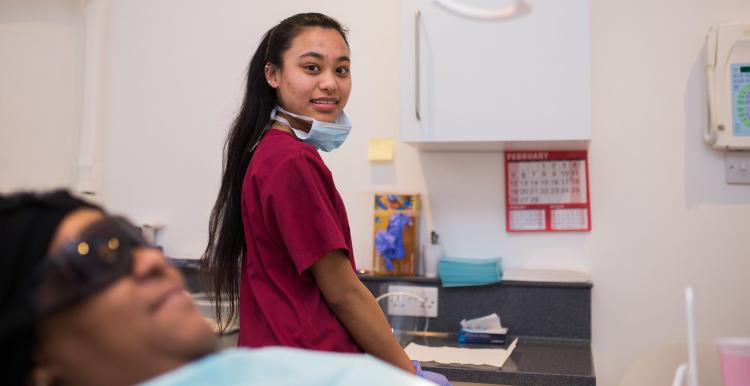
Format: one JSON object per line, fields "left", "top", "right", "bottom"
{"left": 412, "top": 360, "right": 452, "bottom": 386}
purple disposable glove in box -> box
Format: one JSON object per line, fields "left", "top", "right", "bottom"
{"left": 412, "top": 360, "right": 452, "bottom": 386}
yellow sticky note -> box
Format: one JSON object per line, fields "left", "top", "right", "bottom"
{"left": 367, "top": 138, "right": 395, "bottom": 161}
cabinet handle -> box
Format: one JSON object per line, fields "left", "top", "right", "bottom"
{"left": 433, "top": 0, "right": 530, "bottom": 20}
{"left": 415, "top": 9, "right": 421, "bottom": 121}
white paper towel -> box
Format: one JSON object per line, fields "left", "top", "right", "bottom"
{"left": 405, "top": 338, "right": 518, "bottom": 368}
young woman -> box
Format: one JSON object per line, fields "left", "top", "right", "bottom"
{"left": 202, "top": 13, "right": 448, "bottom": 385}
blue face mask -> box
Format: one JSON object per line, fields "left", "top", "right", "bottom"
{"left": 270, "top": 106, "right": 352, "bottom": 152}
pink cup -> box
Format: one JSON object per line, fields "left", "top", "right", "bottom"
{"left": 717, "top": 337, "right": 750, "bottom": 386}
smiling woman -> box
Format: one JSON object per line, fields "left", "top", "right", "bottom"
{"left": 200, "top": 12, "right": 449, "bottom": 385}
{"left": 33, "top": 209, "right": 216, "bottom": 386}
{"left": 0, "top": 191, "right": 217, "bottom": 386}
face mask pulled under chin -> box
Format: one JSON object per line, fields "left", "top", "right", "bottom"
{"left": 270, "top": 106, "right": 352, "bottom": 152}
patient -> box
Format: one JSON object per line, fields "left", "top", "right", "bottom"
{"left": 0, "top": 190, "right": 433, "bottom": 386}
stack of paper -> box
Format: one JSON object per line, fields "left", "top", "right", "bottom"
{"left": 404, "top": 338, "right": 518, "bottom": 368}
{"left": 438, "top": 257, "right": 502, "bottom": 287}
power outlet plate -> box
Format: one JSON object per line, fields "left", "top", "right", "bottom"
{"left": 386, "top": 285, "right": 438, "bottom": 318}
{"left": 726, "top": 151, "right": 750, "bottom": 184}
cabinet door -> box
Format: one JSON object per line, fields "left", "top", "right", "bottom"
{"left": 400, "top": 0, "right": 591, "bottom": 147}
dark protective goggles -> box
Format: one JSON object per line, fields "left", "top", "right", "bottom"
{"left": 32, "top": 216, "right": 150, "bottom": 318}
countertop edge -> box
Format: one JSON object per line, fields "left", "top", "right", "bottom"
{"left": 421, "top": 364, "right": 596, "bottom": 386}
{"left": 357, "top": 274, "right": 593, "bottom": 289}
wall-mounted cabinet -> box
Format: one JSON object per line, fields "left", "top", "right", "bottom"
{"left": 400, "top": 0, "right": 591, "bottom": 151}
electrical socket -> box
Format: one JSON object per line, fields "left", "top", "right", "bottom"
{"left": 386, "top": 285, "right": 438, "bottom": 318}
{"left": 726, "top": 151, "right": 750, "bottom": 184}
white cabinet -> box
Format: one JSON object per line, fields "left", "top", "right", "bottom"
{"left": 400, "top": 0, "right": 591, "bottom": 150}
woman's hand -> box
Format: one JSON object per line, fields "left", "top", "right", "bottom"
{"left": 412, "top": 360, "right": 452, "bottom": 386}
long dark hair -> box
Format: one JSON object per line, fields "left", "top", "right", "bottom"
{"left": 201, "top": 13, "right": 349, "bottom": 333}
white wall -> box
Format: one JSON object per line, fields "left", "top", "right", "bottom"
{"left": 590, "top": 1, "right": 750, "bottom": 385}
{"left": 0, "top": 0, "right": 82, "bottom": 191}
{"left": 2, "top": 1, "right": 750, "bottom": 385}
{"left": 99, "top": 0, "right": 595, "bottom": 268}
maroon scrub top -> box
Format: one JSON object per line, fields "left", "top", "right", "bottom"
{"left": 237, "top": 129, "right": 362, "bottom": 353}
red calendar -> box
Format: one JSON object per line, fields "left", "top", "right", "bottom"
{"left": 504, "top": 151, "right": 591, "bottom": 232}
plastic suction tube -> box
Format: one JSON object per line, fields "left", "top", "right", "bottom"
{"left": 685, "top": 287, "right": 699, "bottom": 386}
{"left": 671, "top": 286, "right": 699, "bottom": 386}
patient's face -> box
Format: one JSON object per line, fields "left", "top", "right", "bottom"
{"left": 34, "top": 209, "right": 217, "bottom": 386}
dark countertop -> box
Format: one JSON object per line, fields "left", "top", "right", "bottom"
{"left": 408, "top": 335, "right": 595, "bottom": 386}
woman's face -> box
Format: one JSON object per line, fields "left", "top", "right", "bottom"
{"left": 266, "top": 26, "right": 351, "bottom": 125}
{"left": 33, "top": 209, "right": 216, "bottom": 386}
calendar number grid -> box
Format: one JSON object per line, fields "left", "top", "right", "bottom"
{"left": 504, "top": 151, "right": 591, "bottom": 232}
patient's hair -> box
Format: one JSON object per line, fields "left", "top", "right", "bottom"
{"left": 0, "top": 190, "right": 99, "bottom": 385}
